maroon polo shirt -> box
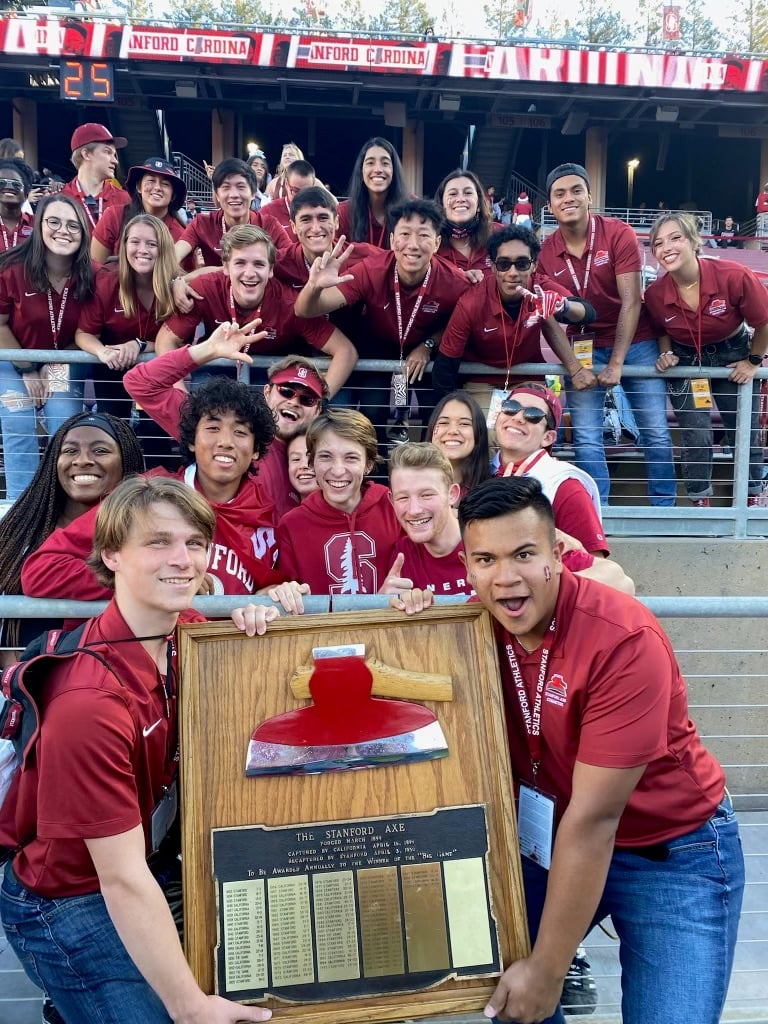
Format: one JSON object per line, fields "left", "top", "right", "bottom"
{"left": 440, "top": 271, "right": 570, "bottom": 382}
{"left": 0, "top": 211, "right": 34, "bottom": 254}
{"left": 261, "top": 197, "right": 294, "bottom": 233}
{"left": 335, "top": 250, "right": 470, "bottom": 359}
{"left": 78, "top": 267, "right": 162, "bottom": 345}
{"left": 538, "top": 214, "right": 656, "bottom": 347}
{"left": 0, "top": 263, "right": 83, "bottom": 350}
{"left": 93, "top": 206, "right": 186, "bottom": 256}
{"left": 163, "top": 269, "right": 335, "bottom": 354}
{"left": 438, "top": 239, "right": 494, "bottom": 277}
{"left": 61, "top": 177, "right": 130, "bottom": 229}
{"left": 336, "top": 200, "right": 391, "bottom": 249}
{"left": 644, "top": 256, "right": 768, "bottom": 349}
{"left": 178, "top": 208, "right": 291, "bottom": 267}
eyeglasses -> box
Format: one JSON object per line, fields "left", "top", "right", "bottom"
{"left": 43, "top": 216, "right": 82, "bottom": 235}
{"left": 493, "top": 257, "right": 534, "bottom": 272}
{"left": 275, "top": 384, "right": 319, "bottom": 407}
{"left": 0, "top": 178, "right": 24, "bottom": 193}
{"left": 500, "top": 399, "right": 553, "bottom": 427}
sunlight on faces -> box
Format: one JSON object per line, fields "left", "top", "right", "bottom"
{"left": 125, "top": 221, "right": 159, "bottom": 277}
{"left": 223, "top": 242, "right": 273, "bottom": 308}
{"left": 84, "top": 143, "right": 118, "bottom": 183}
{"left": 264, "top": 382, "right": 319, "bottom": 440}
{"left": 362, "top": 145, "right": 393, "bottom": 194}
{"left": 460, "top": 508, "right": 562, "bottom": 649}
{"left": 496, "top": 393, "right": 556, "bottom": 463}
{"left": 287, "top": 433, "right": 319, "bottom": 498}
{"left": 312, "top": 428, "right": 372, "bottom": 514}
{"left": 389, "top": 466, "right": 459, "bottom": 548}
{"left": 57, "top": 426, "right": 124, "bottom": 506}
{"left": 651, "top": 220, "right": 697, "bottom": 274}
{"left": 442, "top": 176, "right": 479, "bottom": 225}
{"left": 430, "top": 399, "right": 476, "bottom": 465}
{"left": 189, "top": 410, "right": 257, "bottom": 496}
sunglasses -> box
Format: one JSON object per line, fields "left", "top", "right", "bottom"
{"left": 43, "top": 216, "right": 82, "bottom": 234}
{"left": 494, "top": 257, "right": 534, "bottom": 272}
{"left": 275, "top": 384, "right": 319, "bottom": 407}
{"left": 0, "top": 178, "right": 24, "bottom": 193}
{"left": 500, "top": 399, "right": 554, "bottom": 427}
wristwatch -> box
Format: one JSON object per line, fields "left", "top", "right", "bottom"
{"left": 747, "top": 353, "right": 763, "bottom": 366}
{"left": 423, "top": 338, "right": 437, "bottom": 352}
{"left": 135, "top": 339, "right": 148, "bottom": 353}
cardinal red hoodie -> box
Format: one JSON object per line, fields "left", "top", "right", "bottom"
{"left": 277, "top": 482, "right": 402, "bottom": 594}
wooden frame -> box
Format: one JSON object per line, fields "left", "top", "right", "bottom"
{"left": 179, "top": 604, "right": 528, "bottom": 1024}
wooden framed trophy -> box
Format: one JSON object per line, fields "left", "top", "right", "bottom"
{"left": 178, "top": 604, "right": 528, "bottom": 1024}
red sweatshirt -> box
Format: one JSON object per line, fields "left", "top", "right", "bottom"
{"left": 21, "top": 465, "right": 283, "bottom": 600}
{"left": 277, "top": 482, "right": 402, "bottom": 594}
{"left": 124, "top": 347, "right": 296, "bottom": 519}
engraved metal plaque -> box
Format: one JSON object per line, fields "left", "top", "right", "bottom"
{"left": 212, "top": 805, "right": 500, "bottom": 1003}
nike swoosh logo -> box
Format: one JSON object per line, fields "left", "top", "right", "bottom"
{"left": 553, "top": 269, "right": 566, "bottom": 277}
{"left": 665, "top": 316, "right": 676, "bottom": 322}
{"left": 484, "top": 327, "right": 498, "bottom": 333}
{"left": 114, "top": 308, "right": 124, "bottom": 313}
{"left": 143, "top": 719, "right": 163, "bottom": 737}
{"left": 383, "top": 302, "right": 390, "bottom": 309}
{"left": 25, "top": 290, "right": 38, "bottom": 297}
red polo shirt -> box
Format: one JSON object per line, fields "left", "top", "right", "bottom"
{"left": 93, "top": 206, "right": 186, "bottom": 256}
{"left": 537, "top": 214, "right": 656, "bottom": 347}
{"left": 163, "top": 269, "right": 335, "bottom": 353}
{"left": 0, "top": 212, "right": 34, "bottom": 254}
{"left": 440, "top": 271, "right": 570, "bottom": 383}
{"left": 0, "top": 263, "right": 82, "bottom": 350}
{"left": 496, "top": 569, "right": 725, "bottom": 845}
{"left": 78, "top": 266, "right": 162, "bottom": 345}
{"left": 644, "top": 256, "right": 768, "bottom": 348}
{"left": 337, "top": 200, "right": 391, "bottom": 249}
{"left": 393, "top": 535, "right": 474, "bottom": 596}
{"left": 61, "top": 177, "right": 130, "bottom": 229}
{"left": 178, "top": 208, "right": 291, "bottom": 267}
{"left": 261, "top": 197, "right": 294, "bottom": 233}
{"left": 437, "top": 239, "right": 494, "bottom": 277}
{"left": 336, "top": 250, "right": 470, "bottom": 359}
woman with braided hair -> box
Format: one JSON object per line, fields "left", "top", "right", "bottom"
{"left": 0, "top": 410, "right": 144, "bottom": 662}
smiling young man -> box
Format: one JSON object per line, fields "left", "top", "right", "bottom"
{"left": 2, "top": 476, "right": 278, "bottom": 1024}
{"left": 62, "top": 122, "right": 129, "bottom": 230}
{"left": 22, "top": 323, "right": 292, "bottom": 601}
{"left": 174, "top": 158, "right": 290, "bottom": 267}
{"left": 295, "top": 198, "right": 470, "bottom": 441}
{"left": 433, "top": 224, "right": 595, "bottom": 408}
{"left": 156, "top": 225, "right": 357, "bottom": 397}
{"left": 449, "top": 476, "right": 744, "bottom": 1024}
{"left": 537, "top": 163, "right": 676, "bottom": 507}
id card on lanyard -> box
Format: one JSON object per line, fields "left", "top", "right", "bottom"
{"left": 506, "top": 620, "right": 558, "bottom": 868}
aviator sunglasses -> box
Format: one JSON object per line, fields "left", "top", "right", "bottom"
{"left": 500, "top": 398, "right": 554, "bottom": 427}
{"left": 275, "top": 384, "right": 319, "bottom": 408}
{"left": 493, "top": 257, "right": 534, "bottom": 272}
{"left": 0, "top": 178, "right": 24, "bottom": 193}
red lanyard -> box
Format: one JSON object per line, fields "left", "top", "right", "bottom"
{"left": 0, "top": 219, "right": 19, "bottom": 250}
{"left": 76, "top": 180, "right": 103, "bottom": 229}
{"left": 393, "top": 263, "right": 431, "bottom": 362}
{"left": 505, "top": 617, "right": 555, "bottom": 783}
{"left": 47, "top": 285, "right": 69, "bottom": 349}
{"left": 368, "top": 210, "right": 386, "bottom": 248}
{"left": 498, "top": 287, "right": 526, "bottom": 392}
{"left": 135, "top": 291, "right": 156, "bottom": 342}
{"left": 676, "top": 264, "right": 704, "bottom": 364}
{"left": 563, "top": 216, "right": 596, "bottom": 297}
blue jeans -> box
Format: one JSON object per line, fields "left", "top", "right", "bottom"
{"left": 1, "top": 864, "right": 171, "bottom": 1024}
{"left": 0, "top": 362, "right": 84, "bottom": 500}
{"left": 517, "top": 796, "right": 744, "bottom": 1024}
{"left": 565, "top": 339, "right": 677, "bottom": 506}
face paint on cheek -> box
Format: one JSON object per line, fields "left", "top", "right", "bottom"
{"left": 544, "top": 566, "right": 552, "bottom": 582}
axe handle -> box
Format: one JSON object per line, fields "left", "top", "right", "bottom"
{"left": 289, "top": 658, "right": 453, "bottom": 701}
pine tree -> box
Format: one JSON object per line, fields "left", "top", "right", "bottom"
{"left": 339, "top": 538, "right": 359, "bottom": 594}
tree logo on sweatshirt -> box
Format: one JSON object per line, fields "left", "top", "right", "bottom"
{"left": 325, "top": 531, "right": 377, "bottom": 594}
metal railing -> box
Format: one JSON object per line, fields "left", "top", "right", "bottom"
{"left": 540, "top": 207, "right": 713, "bottom": 237}
{"left": 171, "top": 152, "right": 214, "bottom": 208}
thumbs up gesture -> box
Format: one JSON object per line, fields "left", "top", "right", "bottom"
{"left": 378, "top": 553, "right": 414, "bottom": 595}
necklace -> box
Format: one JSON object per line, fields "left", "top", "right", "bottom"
{"left": 682, "top": 277, "right": 700, "bottom": 290}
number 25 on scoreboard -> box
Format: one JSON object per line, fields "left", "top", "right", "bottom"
{"left": 60, "top": 61, "right": 115, "bottom": 103}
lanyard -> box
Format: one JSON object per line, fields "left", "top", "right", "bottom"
{"left": 505, "top": 617, "right": 556, "bottom": 783}
{"left": 0, "top": 219, "right": 19, "bottom": 250}
{"left": 393, "top": 263, "right": 431, "bottom": 362}
{"left": 76, "top": 180, "right": 103, "bottom": 228}
{"left": 498, "top": 287, "right": 526, "bottom": 392}
{"left": 368, "top": 209, "right": 386, "bottom": 248}
{"left": 47, "top": 285, "right": 69, "bottom": 349}
{"left": 675, "top": 264, "right": 704, "bottom": 364}
{"left": 563, "top": 216, "right": 596, "bottom": 297}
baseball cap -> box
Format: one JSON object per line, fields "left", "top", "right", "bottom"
{"left": 125, "top": 157, "right": 187, "bottom": 208}
{"left": 270, "top": 364, "right": 325, "bottom": 399}
{"left": 505, "top": 382, "right": 563, "bottom": 432}
{"left": 545, "top": 162, "right": 590, "bottom": 198}
{"left": 70, "top": 123, "right": 127, "bottom": 152}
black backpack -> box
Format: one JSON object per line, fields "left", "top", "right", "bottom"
{"left": 0, "top": 624, "right": 118, "bottom": 865}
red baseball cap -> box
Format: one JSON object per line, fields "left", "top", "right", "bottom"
{"left": 270, "top": 364, "right": 325, "bottom": 399}
{"left": 70, "top": 123, "right": 127, "bottom": 152}
{"left": 506, "top": 383, "right": 563, "bottom": 431}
